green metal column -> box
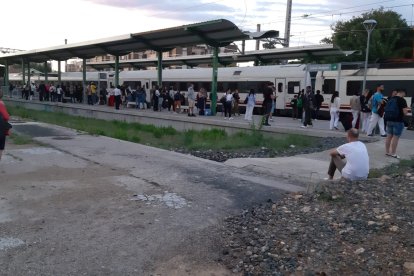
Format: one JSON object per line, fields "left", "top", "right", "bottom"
{"left": 157, "top": 51, "right": 162, "bottom": 86}
{"left": 22, "top": 59, "right": 26, "bottom": 85}
{"left": 115, "top": 55, "right": 119, "bottom": 87}
{"left": 211, "top": 47, "right": 219, "bottom": 115}
{"left": 44, "top": 61, "right": 48, "bottom": 83}
{"left": 27, "top": 62, "right": 31, "bottom": 85}
{"left": 58, "top": 61, "right": 61, "bottom": 83}
{"left": 4, "top": 59, "right": 9, "bottom": 88}
{"left": 83, "top": 58, "right": 87, "bottom": 104}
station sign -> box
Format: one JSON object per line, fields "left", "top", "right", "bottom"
{"left": 307, "top": 64, "right": 338, "bottom": 71}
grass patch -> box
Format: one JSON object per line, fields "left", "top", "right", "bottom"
{"left": 10, "top": 133, "right": 33, "bottom": 145}
{"left": 7, "top": 105, "right": 316, "bottom": 152}
{"left": 369, "top": 158, "right": 414, "bottom": 178}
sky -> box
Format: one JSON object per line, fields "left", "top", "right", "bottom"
{"left": 1, "top": 0, "right": 413, "bottom": 53}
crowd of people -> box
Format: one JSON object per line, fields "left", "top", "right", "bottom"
{"left": 2, "top": 80, "right": 414, "bottom": 183}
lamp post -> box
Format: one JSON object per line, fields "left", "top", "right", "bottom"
{"left": 362, "top": 19, "right": 377, "bottom": 93}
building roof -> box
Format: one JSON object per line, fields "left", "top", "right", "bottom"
{"left": 0, "top": 19, "right": 254, "bottom": 64}
{"left": 86, "top": 45, "right": 354, "bottom": 69}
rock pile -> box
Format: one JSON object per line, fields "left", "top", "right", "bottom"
{"left": 219, "top": 170, "right": 414, "bottom": 275}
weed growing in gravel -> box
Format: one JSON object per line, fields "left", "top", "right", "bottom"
{"left": 369, "top": 158, "right": 414, "bottom": 178}
{"left": 7, "top": 105, "right": 315, "bottom": 152}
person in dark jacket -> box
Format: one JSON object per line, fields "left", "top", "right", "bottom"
{"left": 301, "top": 86, "right": 314, "bottom": 128}
{"left": 262, "top": 82, "right": 274, "bottom": 126}
{"left": 359, "top": 89, "right": 372, "bottom": 134}
{"left": 313, "top": 90, "right": 324, "bottom": 120}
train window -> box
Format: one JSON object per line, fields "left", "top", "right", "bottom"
{"left": 347, "top": 80, "right": 414, "bottom": 97}
{"left": 287, "top": 81, "right": 300, "bottom": 94}
{"left": 346, "top": 81, "right": 362, "bottom": 96}
{"left": 322, "top": 79, "right": 335, "bottom": 94}
{"left": 277, "top": 82, "right": 283, "bottom": 93}
{"left": 233, "top": 71, "right": 242, "bottom": 76}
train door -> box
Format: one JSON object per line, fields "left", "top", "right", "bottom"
{"left": 275, "top": 78, "right": 286, "bottom": 110}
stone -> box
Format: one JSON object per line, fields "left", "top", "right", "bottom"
{"left": 389, "top": 226, "right": 399, "bottom": 232}
{"left": 379, "top": 175, "right": 392, "bottom": 182}
{"left": 354, "top": 248, "right": 365, "bottom": 255}
{"left": 301, "top": 206, "right": 311, "bottom": 213}
{"left": 404, "top": 262, "right": 414, "bottom": 273}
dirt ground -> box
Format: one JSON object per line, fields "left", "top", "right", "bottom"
{"left": 0, "top": 122, "right": 297, "bottom": 275}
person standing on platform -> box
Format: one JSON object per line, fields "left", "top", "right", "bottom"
{"left": 224, "top": 89, "right": 233, "bottom": 120}
{"left": 301, "top": 86, "right": 314, "bottom": 128}
{"left": 313, "top": 90, "right": 324, "bottom": 120}
{"left": 290, "top": 95, "right": 298, "bottom": 120}
{"left": 232, "top": 89, "right": 240, "bottom": 116}
{"left": 269, "top": 85, "right": 277, "bottom": 122}
{"left": 350, "top": 91, "right": 361, "bottom": 128}
{"left": 114, "top": 85, "right": 122, "bottom": 110}
{"left": 107, "top": 85, "right": 115, "bottom": 106}
{"left": 173, "top": 88, "right": 181, "bottom": 113}
{"left": 329, "top": 91, "right": 340, "bottom": 130}
{"left": 187, "top": 83, "right": 196, "bottom": 117}
{"left": 262, "top": 82, "right": 274, "bottom": 126}
{"left": 244, "top": 89, "right": 256, "bottom": 121}
{"left": 90, "top": 82, "right": 97, "bottom": 105}
{"left": 38, "top": 82, "right": 46, "bottom": 101}
{"left": 367, "top": 84, "right": 387, "bottom": 137}
{"left": 359, "top": 89, "right": 372, "bottom": 133}
{"left": 384, "top": 89, "right": 409, "bottom": 159}
{"left": 297, "top": 90, "right": 304, "bottom": 121}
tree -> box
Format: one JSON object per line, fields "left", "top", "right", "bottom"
{"left": 320, "top": 8, "right": 413, "bottom": 62}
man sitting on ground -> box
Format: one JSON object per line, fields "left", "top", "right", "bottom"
{"left": 327, "top": 128, "right": 369, "bottom": 181}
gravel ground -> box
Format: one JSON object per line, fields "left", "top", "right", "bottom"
{"left": 218, "top": 169, "right": 414, "bottom": 275}
{"left": 173, "top": 137, "right": 351, "bottom": 162}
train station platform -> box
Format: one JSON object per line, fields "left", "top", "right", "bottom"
{"left": 4, "top": 98, "right": 414, "bottom": 185}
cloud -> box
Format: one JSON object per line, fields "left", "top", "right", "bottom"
{"left": 85, "top": 0, "right": 234, "bottom": 22}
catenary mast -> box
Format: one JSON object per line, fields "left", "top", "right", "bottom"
{"left": 284, "top": 0, "right": 292, "bottom": 47}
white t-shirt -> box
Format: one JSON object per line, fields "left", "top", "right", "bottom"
{"left": 336, "top": 141, "right": 369, "bottom": 181}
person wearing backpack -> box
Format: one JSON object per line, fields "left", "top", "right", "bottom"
{"left": 366, "top": 84, "right": 387, "bottom": 137}
{"left": 360, "top": 89, "right": 372, "bottom": 134}
{"left": 384, "top": 89, "right": 409, "bottom": 159}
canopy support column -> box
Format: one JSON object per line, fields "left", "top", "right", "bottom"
{"left": 58, "top": 61, "right": 61, "bottom": 83}
{"left": 22, "top": 59, "right": 26, "bottom": 86}
{"left": 44, "top": 61, "right": 48, "bottom": 83}
{"left": 211, "top": 46, "right": 219, "bottom": 116}
{"left": 4, "top": 59, "right": 9, "bottom": 89}
{"left": 83, "top": 58, "right": 87, "bottom": 104}
{"left": 27, "top": 62, "right": 31, "bottom": 85}
{"left": 115, "top": 55, "right": 119, "bottom": 87}
{"left": 157, "top": 51, "right": 163, "bottom": 86}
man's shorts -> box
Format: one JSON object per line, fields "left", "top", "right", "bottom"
{"left": 188, "top": 99, "right": 195, "bottom": 108}
{"left": 386, "top": 121, "right": 404, "bottom": 137}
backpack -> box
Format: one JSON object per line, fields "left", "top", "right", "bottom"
{"left": 384, "top": 97, "right": 399, "bottom": 121}
{"left": 174, "top": 92, "right": 180, "bottom": 101}
{"left": 297, "top": 98, "right": 303, "bottom": 108}
{"left": 367, "top": 97, "right": 372, "bottom": 109}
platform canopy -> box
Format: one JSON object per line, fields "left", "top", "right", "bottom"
{"left": 86, "top": 45, "right": 355, "bottom": 69}
{"left": 0, "top": 19, "right": 260, "bottom": 64}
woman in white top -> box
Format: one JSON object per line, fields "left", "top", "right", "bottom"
{"left": 244, "top": 89, "right": 256, "bottom": 121}
{"left": 329, "top": 91, "right": 341, "bottom": 130}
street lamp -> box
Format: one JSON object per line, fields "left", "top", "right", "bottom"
{"left": 362, "top": 19, "right": 377, "bottom": 93}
